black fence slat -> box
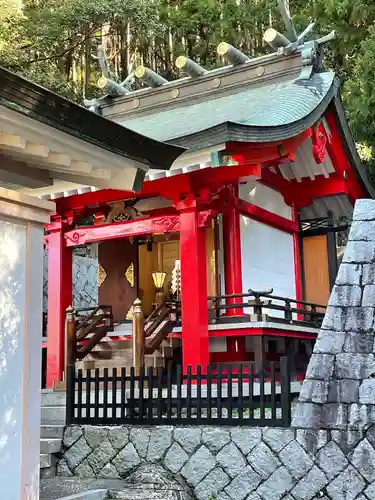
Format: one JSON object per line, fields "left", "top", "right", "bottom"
{"left": 112, "top": 368, "right": 117, "bottom": 422}
{"left": 147, "top": 367, "right": 154, "bottom": 422}
{"left": 77, "top": 369, "right": 83, "bottom": 421}
{"left": 103, "top": 368, "right": 109, "bottom": 420}
{"left": 167, "top": 363, "right": 172, "bottom": 420}
{"left": 249, "top": 363, "right": 254, "bottom": 421}
{"left": 176, "top": 365, "right": 182, "bottom": 421}
{"left": 238, "top": 365, "right": 243, "bottom": 420}
{"left": 207, "top": 365, "right": 212, "bottom": 421}
{"left": 186, "top": 366, "right": 192, "bottom": 420}
{"left": 259, "top": 365, "right": 265, "bottom": 422}
{"left": 217, "top": 365, "right": 222, "bottom": 419}
{"left": 156, "top": 367, "right": 163, "bottom": 420}
{"left": 129, "top": 367, "right": 135, "bottom": 420}
{"left": 139, "top": 367, "right": 145, "bottom": 420}
{"left": 280, "top": 357, "right": 292, "bottom": 426}
{"left": 66, "top": 361, "right": 292, "bottom": 427}
{"left": 270, "top": 362, "right": 277, "bottom": 421}
{"left": 227, "top": 367, "right": 233, "bottom": 420}
{"left": 197, "top": 365, "right": 202, "bottom": 420}
{"left": 94, "top": 369, "right": 100, "bottom": 421}
{"left": 121, "top": 367, "right": 126, "bottom": 420}
{"left": 65, "top": 364, "right": 75, "bottom": 425}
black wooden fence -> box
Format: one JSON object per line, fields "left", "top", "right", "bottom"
{"left": 66, "top": 358, "right": 292, "bottom": 427}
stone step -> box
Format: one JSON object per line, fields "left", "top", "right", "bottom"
{"left": 40, "top": 424, "right": 65, "bottom": 439}
{"left": 41, "top": 405, "right": 66, "bottom": 424}
{"left": 110, "top": 490, "right": 184, "bottom": 500}
{"left": 40, "top": 437, "right": 63, "bottom": 454}
{"left": 40, "top": 453, "right": 53, "bottom": 469}
{"left": 40, "top": 454, "right": 58, "bottom": 479}
{"left": 77, "top": 356, "right": 165, "bottom": 372}
{"left": 41, "top": 390, "right": 66, "bottom": 407}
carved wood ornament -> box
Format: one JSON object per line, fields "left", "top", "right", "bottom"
{"left": 312, "top": 123, "right": 327, "bottom": 164}
{"left": 125, "top": 263, "right": 135, "bottom": 287}
{"left": 98, "top": 263, "right": 107, "bottom": 287}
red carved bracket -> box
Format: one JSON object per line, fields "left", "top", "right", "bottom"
{"left": 312, "top": 123, "right": 327, "bottom": 164}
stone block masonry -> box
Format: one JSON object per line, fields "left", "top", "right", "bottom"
{"left": 59, "top": 200, "right": 375, "bottom": 499}
{"left": 60, "top": 424, "right": 375, "bottom": 500}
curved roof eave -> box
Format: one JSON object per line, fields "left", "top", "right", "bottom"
{"left": 331, "top": 95, "right": 375, "bottom": 199}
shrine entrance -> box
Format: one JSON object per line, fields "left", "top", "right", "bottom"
{"left": 98, "top": 239, "right": 138, "bottom": 322}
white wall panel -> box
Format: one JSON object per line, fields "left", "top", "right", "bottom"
{"left": 239, "top": 181, "right": 292, "bottom": 220}
{"left": 240, "top": 216, "right": 296, "bottom": 303}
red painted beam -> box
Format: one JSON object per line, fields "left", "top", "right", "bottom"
{"left": 237, "top": 198, "right": 299, "bottom": 233}
{"left": 63, "top": 211, "right": 214, "bottom": 247}
{"left": 54, "top": 164, "right": 262, "bottom": 217}
{"left": 284, "top": 174, "right": 350, "bottom": 208}
{"left": 227, "top": 130, "right": 310, "bottom": 162}
{"left": 259, "top": 168, "right": 292, "bottom": 195}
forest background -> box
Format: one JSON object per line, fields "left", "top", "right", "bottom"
{"left": 1, "top": 0, "right": 375, "bottom": 167}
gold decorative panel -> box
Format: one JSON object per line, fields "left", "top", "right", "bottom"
{"left": 125, "top": 262, "right": 135, "bottom": 287}
{"left": 98, "top": 263, "right": 107, "bottom": 287}
{"left": 126, "top": 306, "right": 134, "bottom": 320}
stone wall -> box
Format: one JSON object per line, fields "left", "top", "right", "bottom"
{"left": 43, "top": 247, "right": 98, "bottom": 312}
{"left": 59, "top": 424, "right": 375, "bottom": 500}
{"left": 59, "top": 199, "right": 375, "bottom": 499}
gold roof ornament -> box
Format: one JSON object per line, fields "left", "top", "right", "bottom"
{"left": 126, "top": 306, "right": 134, "bottom": 320}
{"left": 125, "top": 262, "right": 135, "bottom": 287}
{"left": 98, "top": 263, "right": 107, "bottom": 287}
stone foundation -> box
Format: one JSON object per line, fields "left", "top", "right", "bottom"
{"left": 59, "top": 199, "right": 375, "bottom": 500}
{"left": 59, "top": 424, "right": 375, "bottom": 500}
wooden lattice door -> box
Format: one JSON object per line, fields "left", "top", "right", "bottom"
{"left": 98, "top": 239, "right": 138, "bottom": 322}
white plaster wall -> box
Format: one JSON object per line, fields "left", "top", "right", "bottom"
{"left": 0, "top": 188, "right": 53, "bottom": 499}
{"left": 0, "top": 219, "right": 27, "bottom": 499}
{"left": 239, "top": 181, "right": 292, "bottom": 220}
{"left": 240, "top": 216, "right": 296, "bottom": 312}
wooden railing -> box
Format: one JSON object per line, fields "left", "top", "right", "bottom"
{"left": 208, "top": 289, "right": 326, "bottom": 328}
{"left": 65, "top": 358, "right": 292, "bottom": 427}
{"left": 132, "top": 298, "right": 179, "bottom": 373}
{"left": 65, "top": 305, "right": 114, "bottom": 378}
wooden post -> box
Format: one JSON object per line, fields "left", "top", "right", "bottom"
{"left": 132, "top": 298, "right": 145, "bottom": 375}
{"left": 65, "top": 305, "right": 76, "bottom": 376}
{"left": 65, "top": 305, "right": 76, "bottom": 424}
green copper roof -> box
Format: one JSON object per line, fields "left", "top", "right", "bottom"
{"left": 122, "top": 72, "right": 336, "bottom": 148}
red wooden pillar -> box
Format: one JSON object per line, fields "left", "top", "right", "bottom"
{"left": 292, "top": 204, "right": 302, "bottom": 302}
{"left": 222, "top": 186, "right": 246, "bottom": 358}
{"left": 178, "top": 203, "right": 209, "bottom": 373}
{"left": 46, "top": 221, "right": 72, "bottom": 388}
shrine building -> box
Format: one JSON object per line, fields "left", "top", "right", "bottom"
{"left": 4, "top": 8, "right": 374, "bottom": 389}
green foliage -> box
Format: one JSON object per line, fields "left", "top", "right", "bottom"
{"left": 2, "top": 0, "right": 375, "bottom": 156}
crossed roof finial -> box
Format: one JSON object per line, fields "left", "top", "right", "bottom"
{"left": 264, "top": 0, "right": 336, "bottom": 79}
